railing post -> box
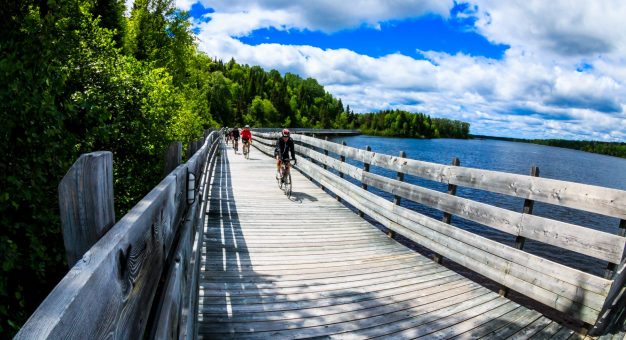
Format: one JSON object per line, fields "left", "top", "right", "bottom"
{"left": 499, "top": 165, "right": 539, "bottom": 296}
{"left": 388, "top": 151, "right": 406, "bottom": 239}
{"left": 359, "top": 146, "right": 371, "bottom": 218}
{"left": 321, "top": 136, "right": 329, "bottom": 191}
{"left": 58, "top": 151, "right": 115, "bottom": 267}
{"left": 433, "top": 156, "right": 460, "bottom": 264}
{"left": 337, "top": 141, "right": 346, "bottom": 202}
{"left": 605, "top": 219, "right": 626, "bottom": 279}
{"left": 164, "top": 141, "right": 182, "bottom": 175}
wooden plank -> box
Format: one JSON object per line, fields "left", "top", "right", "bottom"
{"left": 198, "top": 271, "right": 461, "bottom": 308}
{"left": 479, "top": 309, "right": 543, "bottom": 339}
{"left": 507, "top": 316, "right": 554, "bottom": 339}
{"left": 198, "top": 287, "right": 495, "bottom": 336}
{"left": 420, "top": 300, "right": 520, "bottom": 339}
{"left": 198, "top": 274, "right": 465, "bottom": 312}
{"left": 200, "top": 280, "right": 478, "bottom": 322}
{"left": 449, "top": 305, "right": 529, "bottom": 339}
{"left": 550, "top": 326, "right": 577, "bottom": 339}
{"left": 530, "top": 321, "right": 568, "bottom": 339}
{"left": 58, "top": 151, "right": 116, "bottom": 267}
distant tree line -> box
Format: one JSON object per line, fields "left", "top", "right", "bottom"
{"left": 531, "top": 139, "right": 626, "bottom": 159}
{"left": 336, "top": 109, "right": 470, "bottom": 138}
{"left": 472, "top": 136, "right": 626, "bottom": 159}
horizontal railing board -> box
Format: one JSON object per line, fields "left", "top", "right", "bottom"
{"left": 16, "top": 173, "right": 178, "bottom": 339}
{"left": 292, "top": 133, "right": 626, "bottom": 220}
{"left": 296, "top": 158, "right": 605, "bottom": 323}
{"left": 297, "top": 142, "right": 626, "bottom": 263}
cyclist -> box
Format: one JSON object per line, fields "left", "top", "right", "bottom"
{"left": 275, "top": 129, "right": 296, "bottom": 180}
{"left": 231, "top": 127, "right": 240, "bottom": 152}
{"left": 241, "top": 125, "right": 252, "bottom": 155}
{"left": 223, "top": 127, "right": 229, "bottom": 142}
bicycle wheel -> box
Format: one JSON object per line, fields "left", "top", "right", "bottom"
{"left": 283, "top": 173, "right": 292, "bottom": 197}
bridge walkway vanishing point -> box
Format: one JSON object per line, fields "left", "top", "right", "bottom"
{"left": 196, "top": 143, "right": 579, "bottom": 339}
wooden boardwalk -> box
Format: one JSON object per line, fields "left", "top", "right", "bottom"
{"left": 197, "top": 143, "right": 578, "bottom": 339}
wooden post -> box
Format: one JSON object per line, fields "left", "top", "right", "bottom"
{"left": 164, "top": 141, "right": 182, "bottom": 175}
{"left": 388, "top": 151, "right": 406, "bottom": 239}
{"left": 359, "top": 146, "right": 371, "bottom": 218}
{"left": 58, "top": 151, "right": 115, "bottom": 267}
{"left": 321, "top": 136, "right": 329, "bottom": 191}
{"left": 605, "top": 219, "right": 626, "bottom": 279}
{"left": 433, "top": 157, "right": 460, "bottom": 263}
{"left": 186, "top": 142, "right": 195, "bottom": 159}
{"left": 500, "top": 165, "right": 539, "bottom": 296}
{"left": 337, "top": 141, "right": 346, "bottom": 202}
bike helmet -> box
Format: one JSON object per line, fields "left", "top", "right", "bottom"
{"left": 245, "top": 124, "right": 250, "bottom": 128}
{"left": 282, "top": 128, "right": 290, "bottom": 136}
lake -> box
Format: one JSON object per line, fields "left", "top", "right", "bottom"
{"left": 328, "top": 135, "right": 626, "bottom": 277}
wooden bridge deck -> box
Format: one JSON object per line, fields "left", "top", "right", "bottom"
{"left": 197, "top": 143, "right": 578, "bottom": 339}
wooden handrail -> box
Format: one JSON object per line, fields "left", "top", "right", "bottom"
{"left": 16, "top": 130, "right": 222, "bottom": 339}
{"left": 292, "top": 134, "right": 626, "bottom": 220}
{"left": 253, "top": 131, "right": 626, "bottom": 332}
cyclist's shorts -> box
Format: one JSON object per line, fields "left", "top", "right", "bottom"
{"left": 233, "top": 136, "right": 239, "bottom": 140}
{"left": 242, "top": 138, "right": 250, "bottom": 144}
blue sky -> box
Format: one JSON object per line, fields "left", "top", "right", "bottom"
{"left": 181, "top": 0, "right": 626, "bottom": 141}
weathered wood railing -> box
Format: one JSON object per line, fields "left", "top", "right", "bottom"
{"left": 253, "top": 131, "right": 626, "bottom": 335}
{"left": 16, "top": 130, "right": 222, "bottom": 339}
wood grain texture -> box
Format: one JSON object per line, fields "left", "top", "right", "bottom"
{"left": 58, "top": 151, "right": 116, "bottom": 268}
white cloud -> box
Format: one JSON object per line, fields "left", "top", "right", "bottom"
{"left": 189, "top": 0, "right": 626, "bottom": 141}
{"left": 184, "top": 0, "right": 452, "bottom": 32}
{"left": 467, "top": 1, "right": 626, "bottom": 58}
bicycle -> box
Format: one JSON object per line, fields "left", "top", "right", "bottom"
{"left": 234, "top": 138, "right": 239, "bottom": 153}
{"left": 277, "top": 158, "right": 295, "bottom": 197}
{"left": 242, "top": 140, "right": 250, "bottom": 159}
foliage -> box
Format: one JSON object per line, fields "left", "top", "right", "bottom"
{"left": 474, "top": 136, "right": 626, "bottom": 159}
{"left": 0, "top": 0, "right": 205, "bottom": 336}
{"left": 340, "top": 109, "right": 470, "bottom": 139}
{"left": 530, "top": 140, "right": 626, "bottom": 158}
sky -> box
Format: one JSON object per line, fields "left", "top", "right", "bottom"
{"left": 177, "top": 0, "right": 626, "bottom": 141}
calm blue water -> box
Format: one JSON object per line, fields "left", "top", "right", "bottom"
{"left": 327, "top": 136, "right": 626, "bottom": 276}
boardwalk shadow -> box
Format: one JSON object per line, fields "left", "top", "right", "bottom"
{"left": 288, "top": 192, "right": 318, "bottom": 204}
{"left": 198, "top": 146, "right": 319, "bottom": 337}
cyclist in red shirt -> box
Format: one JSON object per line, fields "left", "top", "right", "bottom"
{"left": 241, "top": 125, "right": 252, "bottom": 156}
